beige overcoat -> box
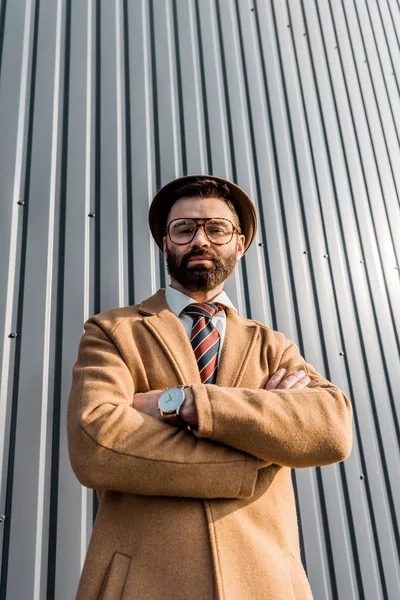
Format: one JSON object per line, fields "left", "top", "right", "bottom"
{"left": 67, "top": 289, "right": 353, "bottom": 600}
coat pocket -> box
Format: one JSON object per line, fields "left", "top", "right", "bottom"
{"left": 99, "top": 552, "right": 131, "bottom": 600}
{"left": 284, "top": 553, "right": 314, "bottom": 599}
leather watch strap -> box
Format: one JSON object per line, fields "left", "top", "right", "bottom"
{"left": 161, "top": 412, "right": 188, "bottom": 428}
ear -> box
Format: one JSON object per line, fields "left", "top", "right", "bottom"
{"left": 162, "top": 236, "right": 168, "bottom": 259}
{"left": 236, "top": 234, "right": 245, "bottom": 260}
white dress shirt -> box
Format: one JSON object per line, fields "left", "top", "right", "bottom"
{"left": 164, "top": 285, "right": 237, "bottom": 365}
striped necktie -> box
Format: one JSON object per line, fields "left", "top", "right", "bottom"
{"left": 183, "top": 302, "right": 221, "bottom": 384}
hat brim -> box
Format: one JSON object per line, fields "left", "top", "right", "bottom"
{"left": 148, "top": 175, "right": 257, "bottom": 253}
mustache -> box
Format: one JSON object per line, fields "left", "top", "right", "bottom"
{"left": 181, "top": 249, "right": 219, "bottom": 266}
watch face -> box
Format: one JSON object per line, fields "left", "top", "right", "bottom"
{"left": 159, "top": 387, "right": 185, "bottom": 413}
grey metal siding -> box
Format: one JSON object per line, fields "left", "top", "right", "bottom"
{"left": 0, "top": 1, "right": 399, "bottom": 598}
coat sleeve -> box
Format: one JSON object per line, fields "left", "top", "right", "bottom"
{"left": 191, "top": 339, "right": 353, "bottom": 468}
{"left": 67, "top": 318, "right": 259, "bottom": 498}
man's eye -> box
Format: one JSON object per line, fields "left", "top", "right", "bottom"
{"left": 208, "top": 227, "right": 225, "bottom": 234}
{"left": 176, "top": 228, "right": 194, "bottom": 235}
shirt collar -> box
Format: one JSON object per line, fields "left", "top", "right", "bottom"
{"left": 165, "top": 285, "right": 237, "bottom": 317}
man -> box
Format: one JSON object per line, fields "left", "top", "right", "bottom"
{"left": 67, "top": 175, "right": 353, "bottom": 600}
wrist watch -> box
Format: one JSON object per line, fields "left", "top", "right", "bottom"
{"left": 158, "top": 385, "right": 189, "bottom": 427}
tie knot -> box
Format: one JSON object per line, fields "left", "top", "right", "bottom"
{"left": 183, "top": 302, "right": 220, "bottom": 320}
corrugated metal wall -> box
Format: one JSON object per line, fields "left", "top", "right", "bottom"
{"left": 0, "top": 0, "right": 399, "bottom": 598}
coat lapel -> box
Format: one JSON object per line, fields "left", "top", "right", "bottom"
{"left": 216, "top": 308, "right": 260, "bottom": 388}
{"left": 139, "top": 289, "right": 201, "bottom": 385}
{"left": 139, "top": 290, "right": 260, "bottom": 388}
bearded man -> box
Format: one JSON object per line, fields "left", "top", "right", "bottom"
{"left": 67, "top": 175, "right": 353, "bottom": 600}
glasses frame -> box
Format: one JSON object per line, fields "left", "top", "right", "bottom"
{"left": 166, "top": 217, "right": 241, "bottom": 246}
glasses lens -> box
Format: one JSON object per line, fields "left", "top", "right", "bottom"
{"left": 204, "top": 219, "right": 233, "bottom": 243}
{"left": 169, "top": 219, "right": 197, "bottom": 243}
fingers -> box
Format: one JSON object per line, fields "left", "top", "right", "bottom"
{"left": 264, "top": 368, "right": 287, "bottom": 390}
{"left": 290, "top": 376, "right": 311, "bottom": 389}
{"left": 265, "top": 369, "right": 311, "bottom": 391}
{"left": 277, "top": 370, "right": 310, "bottom": 390}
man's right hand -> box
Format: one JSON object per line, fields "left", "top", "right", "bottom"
{"left": 258, "top": 368, "right": 310, "bottom": 469}
{"left": 264, "top": 368, "right": 310, "bottom": 391}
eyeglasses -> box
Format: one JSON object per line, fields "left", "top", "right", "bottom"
{"left": 166, "top": 217, "right": 241, "bottom": 245}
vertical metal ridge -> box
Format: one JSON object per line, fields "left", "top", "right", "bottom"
{"left": 385, "top": 0, "right": 400, "bottom": 52}
{"left": 250, "top": 1, "right": 284, "bottom": 333}
{"left": 269, "top": 4, "right": 358, "bottom": 595}
{"left": 0, "top": 0, "right": 40, "bottom": 595}
{"left": 357, "top": 1, "right": 400, "bottom": 147}
{"left": 33, "top": 0, "right": 65, "bottom": 594}
{"left": 329, "top": 0, "right": 400, "bottom": 590}
{"left": 284, "top": 0, "right": 331, "bottom": 377}
{"left": 115, "top": 0, "right": 126, "bottom": 307}
{"left": 302, "top": 2, "right": 395, "bottom": 595}
{"left": 214, "top": 0, "right": 237, "bottom": 184}
{"left": 330, "top": 12, "right": 400, "bottom": 471}
{"left": 339, "top": 459, "right": 367, "bottom": 600}
{"left": 165, "top": 0, "right": 181, "bottom": 178}
{"left": 122, "top": 0, "right": 134, "bottom": 305}
{"left": 139, "top": 0, "right": 157, "bottom": 297}
{"left": 46, "top": 0, "right": 71, "bottom": 596}
{"left": 148, "top": 0, "right": 164, "bottom": 289}
{"left": 268, "top": 0, "right": 307, "bottom": 354}
{"left": 0, "top": 0, "right": 8, "bottom": 83}
{"left": 171, "top": 0, "right": 187, "bottom": 176}
{"left": 233, "top": 0, "right": 272, "bottom": 324}
{"left": 263, "top": 2, "right": 308, "bottom": 344}
{"left": 0, "top": 0, "right": 34, "bottom": 492}
{"left": 349, "top": 1, "right": 400, "bottom": 259}
{"left": 327, "top": 0, "right": 399, "bottom": 361}
{"left": 193, "top": 0, "right": 212, "bottom": 174}
{"left": 148, "top": 0, "right": 160, "bottom": 190}
{"left": 93, "top": 0, "right": 101, "bottom": 317}
{"left": 335, "top": 0, "right": 400, "bottom": 348}
{"left": 314, "top": 466, "right": 340, "bottom": 600}
{"left": 186, "top": 0, "right": 208, "bottom": 173}
{"left": 199, "top": 2, "right": 231, "bottom": 177}
{"left": 90, "top": 0, "right": 99, "bottom": 526}
{"left": 84, "top": 0, "right": 93, "bottom": 323}
{"left": 351, "top": 0, "right": 400, "bottom": 178}
{"left": 369, "top": 0, "right": 400, "bottom": 97}
{"left": 326, "top": 2, "right": 400, "bottom": 593}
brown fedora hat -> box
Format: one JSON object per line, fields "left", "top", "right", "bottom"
{"left": 148, "top": 175, "right": 257, "bottom": 253}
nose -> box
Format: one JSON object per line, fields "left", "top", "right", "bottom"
{"left": 191, "top": 225, "right": 211, "bottom": 247}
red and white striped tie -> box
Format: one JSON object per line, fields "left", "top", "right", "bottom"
{"left": 183, "top": 303, "right": 221, "bottom": 384}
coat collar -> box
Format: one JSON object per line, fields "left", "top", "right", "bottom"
{"left": 139, "top": 289, "right": 259, "bottom": 387}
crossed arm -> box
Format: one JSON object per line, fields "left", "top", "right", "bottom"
{"left": 133, "top": 368, "right": 312, "bottom": 426}
{"left": 133, "top": 370, "right": 311, "bottom": 469}
{"left": 67, "top": 319, "right": 353, "bottom": 499}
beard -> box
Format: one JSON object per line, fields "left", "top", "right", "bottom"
{"left": 166, "top": 245, "right": 238, "bottom": 292}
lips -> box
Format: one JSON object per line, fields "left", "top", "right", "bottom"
{"left": 187, "top": 257, "right": 213, "bottom": 262}
{"left": 186, "top": 256, "right": 214, "bottom": 265}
